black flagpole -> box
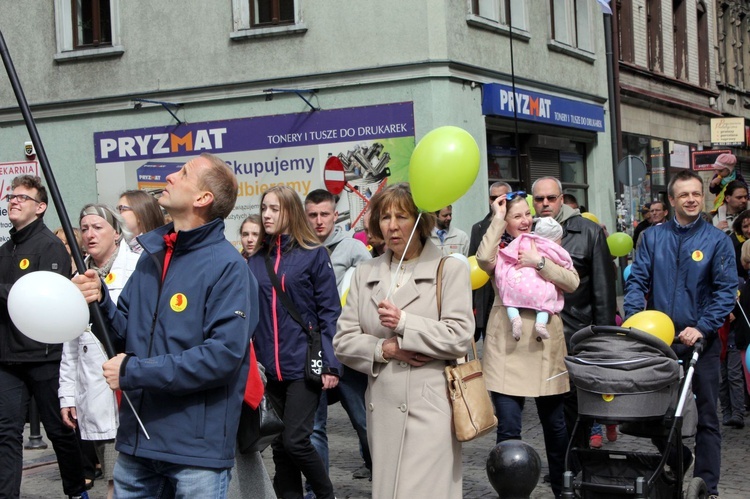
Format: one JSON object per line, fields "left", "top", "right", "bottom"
{"left": 0, "top": 29, "right": 116, "bottom": 359}
{"left": 0, "top": 30, "right": 150, "bottom": 438}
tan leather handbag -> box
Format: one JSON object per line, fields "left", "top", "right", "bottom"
{"left": 437, "top": 258, "right": 498, "bottom": 442}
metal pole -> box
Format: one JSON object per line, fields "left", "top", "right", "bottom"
{"left": 0, "top": 29, "right": 149, "bottom": 439}
{"left": 0, "top": 29, "right": 115, "bottom": 359}
{"left": 24, "top": 397, "right": 48, "bottom": 450}
{"left": 604, "top": 13, "right": 620, "bottom": 197}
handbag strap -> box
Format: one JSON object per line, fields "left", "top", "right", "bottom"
{"left": 264, "top": 252, "right": 312, "bottom": 336}
{"left": 438, "top": 257, "right": 479, "bottom": 365}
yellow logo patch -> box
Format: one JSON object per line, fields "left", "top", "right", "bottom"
{"left": 692, "top": 250, "right": 703, "bottom": 262}
{"left": 602, "top": 394, "right": 615, "bottom": 402}
{"left": 19, "top": 258, "right": 29, "bottom": 270}
{"left": 170, "top": 293, "right": 188, "bottom": 312}
{"left": 104, "top": 273, "right": 115, "bottom": 285}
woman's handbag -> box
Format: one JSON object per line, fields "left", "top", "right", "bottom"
{"left": 237, "top": 395, "right": 285, "bottom": 454}
{"left": 436, "top": 257, "right": 497, "bottom": 442}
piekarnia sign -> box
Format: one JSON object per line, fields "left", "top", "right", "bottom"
{"left": 481, "top": 83, "right": 605, "bottom": 133}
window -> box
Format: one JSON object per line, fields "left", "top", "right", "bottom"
{"left": 550, "top": 0, "right": 593, "bottom": 53}
{"left": 647, "top": 0, "right": 663, "bottom": 72}
{"left": 471, "top": 0, "right": 527, "bottom": 30}
{"left": 73, "top": 0, "right": 112, "bottom": 48}
{"left": 54, "top": 0, "right": 122, "bottom": 61}
{"left": 673, "top": 0, "right": 688, "bottom": 80}
{"left": 231, "top": 0, "right": 306, "bottom": 39}
{"left": 696, "top": 1, "right": 709, "bottom": 87}
{"left": 617, "top": 0, "right": 634, "bottom": 63}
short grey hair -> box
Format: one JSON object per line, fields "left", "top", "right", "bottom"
{"left": 531, "top": 176, "right": 563, "bottom": 195}
{"left": 490, "top": 181, "right": 511, "bottom": 194}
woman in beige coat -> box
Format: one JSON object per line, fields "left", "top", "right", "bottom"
{"left": 334, "top": 184, "right": 474, "bottom": 499}
{"left": 477, "top": 192, "right": 579, "bottom": 499}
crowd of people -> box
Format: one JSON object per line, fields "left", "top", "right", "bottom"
{"left": 1, "top": 149, "right": 747, "bottom": 499}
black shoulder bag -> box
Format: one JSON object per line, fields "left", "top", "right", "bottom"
{"left": 264, "top": 254, "right": 323, "bottom": 386}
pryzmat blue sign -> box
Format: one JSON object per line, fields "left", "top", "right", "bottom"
{"left": 482, "top": 83, "right": 605, "bottom": 133}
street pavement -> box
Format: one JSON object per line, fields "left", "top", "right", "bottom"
{"left": 19, "top": 398, "right": 750, "bottom": 498}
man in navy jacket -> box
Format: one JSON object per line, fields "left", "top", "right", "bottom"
{"left": 625, "top": 170, "right": 736, "bottom": 497}
{"left": 74, "top": 153, "right": 258, "bottom": 498}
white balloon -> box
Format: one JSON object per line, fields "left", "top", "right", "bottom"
{"left": 8, "top": 271, "right": 89, "bottom": 344}
{"left": 448, "top": 253, "right": 471, "bottom": 270}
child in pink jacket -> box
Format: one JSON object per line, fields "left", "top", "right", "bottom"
{"left": 495, "top": 217, "right": 574, "bottom": 341}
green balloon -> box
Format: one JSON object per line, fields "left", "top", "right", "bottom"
{"left": 409, "top": 126, "right": 480, "bottom": 212}
{"left": 607, "top": 232, "right": 634, "bottom": 257}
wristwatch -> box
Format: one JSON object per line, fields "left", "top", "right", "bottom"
{"left": 535, "top": 257, "right": 546, "bottom": 271}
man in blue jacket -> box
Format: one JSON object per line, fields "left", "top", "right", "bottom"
{"left": 74, "top": 153, "right": 258, "bottom": 498}
{"left": 625, "top": 170, "right": 736, "bottom": 498}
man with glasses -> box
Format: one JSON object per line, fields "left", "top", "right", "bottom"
{"left": 0, "top": 175, "right": 89, "bottom": 499}
{"left": 531, "top": 176, "right": 616, "bottom": 448}
{"left": 713, "top": 180, "right": 749, "bottom": 235}
{"left": 470, "top": 181, "right": 511, "bottom": 341}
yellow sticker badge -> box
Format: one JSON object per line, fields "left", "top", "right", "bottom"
{"left": 602, "top": 394, "right": 615, "bottom": 402}
{"left": 104, "top": 273, "right": 115, "bottom": 285}
{"left": 19, "top": 258, "right": 29, "bottom": 270}
{"left": 170, "top": 293, "right": 188, "bottom": 312}
{"left": 692, "top": 250, "right": 704, "bottom": 262}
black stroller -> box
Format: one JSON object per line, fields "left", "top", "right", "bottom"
{"left": 561, "top": 325, "right": 706, "bottom": 499}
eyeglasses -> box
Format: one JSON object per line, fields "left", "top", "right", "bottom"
{"left": 6, "top": 194, "right": 41, "bottom": 204}
{"left": 533, "top": 194, "right": 561, "bottom": 203}
{"left": 116, "top": 205, "right": 132, "bottom": 213}
{"left": 506, "top": 190, "right": 527, "bottom": 201}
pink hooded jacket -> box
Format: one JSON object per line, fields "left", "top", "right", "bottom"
{"left": 494, "top": 233, "right": 574, "bottom": 314}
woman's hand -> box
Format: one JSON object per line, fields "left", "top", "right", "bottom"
{"left": 491, "top": 194, "right": 507, "bottom": 220}
{"left": 710, "top": 174, "right": 722, "bottom": 187}
{"left": 378, "top": 299, "right": 402, "bottom": 330}
{"left": 321, "top": 374, "right": 339, "bottom": 390}
{"left": 516, "top": 239, "right": 543, "bottom": 269}
{"left": 381, "top": 337, "right": 434, "bottom": 367}
{"left": 61, "top": 407, "right": 77, "bottom": 430}
{"left": 72, "top": 269, "right": 102, "bottom": 304}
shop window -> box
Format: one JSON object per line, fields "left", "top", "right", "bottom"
{"left": 549, "top": 0, "right": 592, "bottom": 52}
{"left": 696, "top": 1, "right": 710, "bottom": 87}
{"left": 54, "top": 0, "right": 123, "bottom": 61}
{"left": 231, "top": 0, "right": 306, "bottom": 39}
{"left": 486, "top": 131, "right": 520, "bottom": 184}
{"left": 617, "top": 0, "right": 634, "bottom": 63}
{"left": 528, "top": 140, "right": 588, "bottom": 205}
{"left": 673, "top": 0, "right": 688, "bottom": 80}
{"left": 471, "top": 0, "right": 527, "bottom": 30}
{"left": 647, "top": 0, "right": 663, "bottom": 72}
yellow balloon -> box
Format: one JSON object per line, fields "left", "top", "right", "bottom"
{"left": 525, "top": 194, "right": 536, "bottom": 216}
{"left": 468, "top": 255, "right": 490, "bottom": 290}
{"left": 341, "top": 288, "right": 350, "bottom": 307}
{"left": 581, "top": 212, "right": 599, "bottom": 224}
{"left": 622, "top": 310, "right": 675, "bottom": 346}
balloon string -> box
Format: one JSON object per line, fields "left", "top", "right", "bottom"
{"left": 94, "top": 339, "right": 150, "bottom": 439}
{"left": 385, "top": 212, "right": 422, "bottom": 302}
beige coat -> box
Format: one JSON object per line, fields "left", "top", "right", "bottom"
{"left": 477, "top": 216, "right": 579, "bottom": 397}
{"left": 334, "top": 240, "right": 474, "bottom": 499}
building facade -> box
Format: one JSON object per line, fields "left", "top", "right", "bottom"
{"left": 0, "top": 1, "right": 616, "bottom": 242}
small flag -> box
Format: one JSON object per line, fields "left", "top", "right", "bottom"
{"left": 597, "top": 0, "right": 612, "bottom": 15}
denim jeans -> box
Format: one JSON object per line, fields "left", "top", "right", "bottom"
{"left": 491, "top": 392, "right": 567, "bottom": 499}
{"left": 310, "top": 391, "right": 329, "bottom": 472}
{"left": 114, "top": 452, "right": 230, "bottom": 498}
{"left": 337, "top": 366, "right": 371, "bottom": 469}
{"left": 0, "top": 362, "right": 86, "bottom": 498}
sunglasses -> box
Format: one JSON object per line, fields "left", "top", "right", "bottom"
{"left": 506, "top": 191, "right": 527, "bottom": 201}
{"left": 533, "top": 194, "right": 561, "bottom": 203}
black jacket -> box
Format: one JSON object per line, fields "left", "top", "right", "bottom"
{"left": 559, "top": 214, "right": 617, "bottom": 345}
{"left": 469, "top": 213, "right": 493, "bottom": 330}
{"left": 0, "top": 218, "right": 71, "bottom": 362}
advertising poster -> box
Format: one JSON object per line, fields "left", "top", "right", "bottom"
{"left": 0, "top": 161, "right": 39, "bottom": 243}
{"left": 94, "top": 102, "right": 416, "bottom": 247}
